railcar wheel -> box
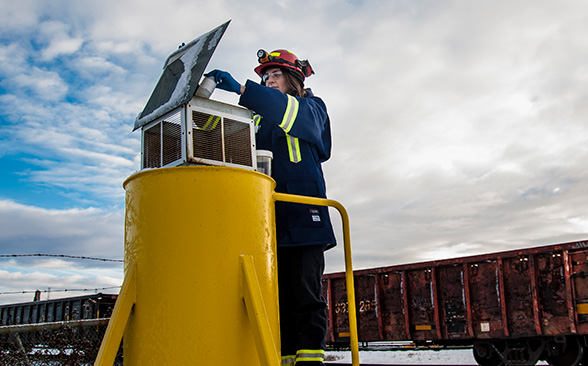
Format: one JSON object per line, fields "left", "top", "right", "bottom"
{"left": 546, "top": 337, "right": 583, "bottom": 366}
{"left": 580, "top": 337, "right": 588, "bottom": 366}
{"left": 581, "top": 343, "right": 588, "bottom": 366}
{"left": 473, "top": 341, "right": 504, "bottom": 366}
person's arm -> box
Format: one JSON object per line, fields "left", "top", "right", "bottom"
{"left": 239, "top": 80, "right": 329, "bottom": 146}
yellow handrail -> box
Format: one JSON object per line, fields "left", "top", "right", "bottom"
{"left": 272, "top": 193, "right": 359, "bottom": 366}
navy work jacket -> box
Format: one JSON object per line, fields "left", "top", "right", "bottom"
{"left": 239, "top": 80, "right": 336, "bottom": 249}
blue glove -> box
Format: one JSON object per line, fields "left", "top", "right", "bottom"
{"left": 205, "top": 70, "right": 242, "bottom": 95}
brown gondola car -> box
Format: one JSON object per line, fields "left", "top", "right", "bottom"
{"left": 323, "top": 239, "right": 588, "bottom": 365}
{"left": 0, "top": 293, "right": 118, "bottom": 325}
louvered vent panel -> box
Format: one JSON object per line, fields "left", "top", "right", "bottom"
{"left": 142, "top": 110, "right": 182, "bottom": 168}
{"left": 192, "top": 110, "right": 223, "bottom": 162}
{"left": 224, "top": 118, "right": 252, "bottom": 166}
{"left": 143, "top": 124, "right": 161, "bottom": 168}
{"left": 162, "top": 119, "right": 182, "bottom": 166}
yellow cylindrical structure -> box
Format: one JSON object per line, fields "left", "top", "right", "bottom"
{"left": 122, "top": 166, "right": 279, "bottom": 365}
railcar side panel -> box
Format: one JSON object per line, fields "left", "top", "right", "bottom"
{"left": 353, "top": 274, "right": 380, "bottom": 341}
{"left": 55, "top": 301, "right": 64, "bottom": 321}
{"left": 379, "top": 271, "right": 408, "bottom": 340}
{"left": 47, "top": 302, "right": 55, "bottom": 322}
{"left": 536, "top": 251, "right": 570, "bottom": 335}
{"left": 469, "top": 260, "right": 505, "bottom": 339}
{"left": 406, "top": 268, "right": 437, "bottom": 341}
{"left": 437, "top": 264, "right": 469, "bottom": 340}
{"left": 503, "top": 256, "right": 537, "bottom": 337}
{"left": 329, "top": 276, "right": 351, "bottom": 343}
{"left": 571, "top": 249, "right": 588, "bottom": 334}
{"left": 39, "top": 303, "right": 46, "bottom": 322}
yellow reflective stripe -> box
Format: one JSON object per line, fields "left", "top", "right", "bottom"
{"left": 296, "top": 349, "right": 325, "bottom": 362}
{"left": 253, "top": 114, "right": 262, "bottom": 126}
{"left": 279, "top": 95, "right": 299, "bottom": 133}
{"left": 296, "top": 356, "right": 324, "bottom": 362}
{"left": 286, "top": 134, "right": 301, "bottom": 163}
{"left": 202, "top": 115, "right": 220, "bottom": 131}
{"left": 271, "top": 50, "right": 294, "bottom": 57}
{"left": 281, "top": 355, "right": 296, "bottom": 364}
{"left": 297, "top": 349, "right": 325, "bottom": 355}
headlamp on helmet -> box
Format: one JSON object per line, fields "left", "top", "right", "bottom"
{"left": 254, "top": 49, "right": 314, "bottom": 83}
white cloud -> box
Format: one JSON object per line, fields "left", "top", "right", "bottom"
{"left": 12, "top": 67, "right": 69, "bottom": 101}
{"left": 38, "top": 20, "right": 84, "bottom": 61}
{"left": 73, "top": 56, "right": 127, "bottom": 76}
{"left": 41, "top": 37, "right": 84, "bottom": 61}
{"left": 0, "top": 43, "right": 28, "bottom": 76}
{"left": 0, "top": 266, "right": 122, "bottom": 304}
{"left": 84, "top": 85, "right": 146, "bottom": 116}
{"left": 0, "top": 199, "right": 124, "bottom": 255}
{"left": 0, "top": 0, "right": 40, "bottom": 32}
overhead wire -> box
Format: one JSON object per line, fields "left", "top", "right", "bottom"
{"left": 0, "top": 286, "right": 121, "bottom": 296}
{"left": 0, "top": 254, "right": 123, "bottom": 262}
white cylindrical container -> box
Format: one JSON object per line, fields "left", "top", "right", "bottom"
{"left": 256, "top": 150, "right": 273, "bottom": 176}
{"left": 195, "top": 76, "right": 216, "bottom": 99}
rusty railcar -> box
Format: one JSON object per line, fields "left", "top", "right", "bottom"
{"left": 0, "top": 293, "right": 117, "bottom": 325}
{"left": 323, "top": 239, "right": 588, "bottom": 365}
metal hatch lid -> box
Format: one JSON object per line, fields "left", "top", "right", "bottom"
{"left": 133, "top": 20, "right": 231, "bottom": 131}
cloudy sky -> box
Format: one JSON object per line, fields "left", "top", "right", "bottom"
{"left": 1, "top": 0, "right": 587, "bottom": 305}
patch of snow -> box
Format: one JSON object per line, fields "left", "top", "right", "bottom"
{"left": 325, "top": 349, "right": 475, "bottom": 365}
{"left": 134, "top": 22, "right": 227, "bottom": 130}
{"left": 325, "top": 350, "right": 548, "bottom": 365}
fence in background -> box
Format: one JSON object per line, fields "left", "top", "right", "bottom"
{"left": 0, "top": 318, "right": 122, "bottom": 365}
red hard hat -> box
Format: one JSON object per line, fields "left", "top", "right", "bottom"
{"left": 254, "top": 49, "right": 314, "bottom": 83}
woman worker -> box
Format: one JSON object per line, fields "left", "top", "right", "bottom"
{"left": 206, "top": 49, "right": 336, "bottom": 366}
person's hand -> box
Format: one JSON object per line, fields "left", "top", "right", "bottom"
{"left": 205, "top": 70, "right": 242, "bottom": 95}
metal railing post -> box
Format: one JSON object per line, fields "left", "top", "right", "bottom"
{"left": 94, "top": 263, "right": 137, "bottom": 366}
{"left": 273, "top": 193, "right": 359, "bottom": 366}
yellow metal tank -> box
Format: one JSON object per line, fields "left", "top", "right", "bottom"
{"left": 122, "top": 166, "right": 279, "bottom": 365}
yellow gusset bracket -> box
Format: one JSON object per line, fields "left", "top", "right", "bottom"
{"left": 241, "top": 255, "right": 281, "bottom": 366}
{"left": 272, "top": 193, "right": 359, "bottom": 366}
{"left": 94, "top": 262, "right": 137, "bottom": 366}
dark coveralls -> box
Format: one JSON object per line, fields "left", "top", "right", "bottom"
{"left": 239, "top": 80, "right": 336, "bottom": 365}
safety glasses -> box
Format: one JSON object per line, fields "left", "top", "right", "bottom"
{"left": 262, "top": 71, "right": 283, "bottom": 83}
